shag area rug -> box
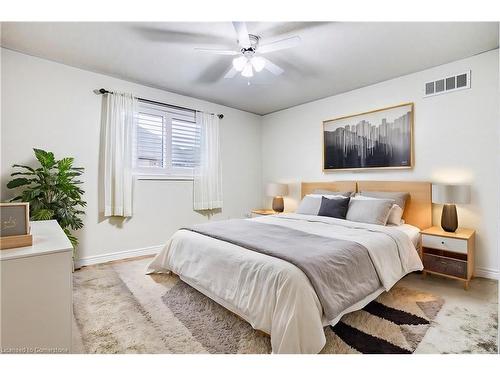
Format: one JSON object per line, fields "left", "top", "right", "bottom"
{"left": 72, "top": 257, "right": 455, "bottom": 354}
{"left": 161, "top": 277, "right": 443, "bottom": 354}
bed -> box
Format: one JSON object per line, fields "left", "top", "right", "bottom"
{"left": 147, "top": 181, "right": 432, "bottom": 354}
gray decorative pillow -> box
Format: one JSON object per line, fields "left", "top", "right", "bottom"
{"left": 359, "top": 191, "right": 409, "bottom": 210}
{"left": 346, "top": 199, "right": 394, "bottom": 225}
{"left": 318, "top": 196, "right": 350, "bottom": 219}
{"left": 312, "top": 189, "right": 353, "bottom": 197}
{"left": 296, "top": 195, "right": 322, "bottom": 215}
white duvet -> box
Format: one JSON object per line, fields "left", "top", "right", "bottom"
{"left": 147, "top": 213, "right": 423, "bottom": 354}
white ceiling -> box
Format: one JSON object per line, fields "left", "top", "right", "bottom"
{"left": 1, "top": 22, "right": 498, "bottom": 115}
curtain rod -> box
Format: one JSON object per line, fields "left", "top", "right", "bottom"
{"left": 94, "top": 88, "right": 224, "bottom": 119}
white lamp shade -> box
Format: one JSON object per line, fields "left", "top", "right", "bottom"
{"left": 241, "top": 62, "right": 253, "bottom": 77}
{"left": 251, "top": 56, "right": 266, "bottom": 72}
{"left": 432, "top": 184, "right": 470, "bottom": 204}
{"left": 232, "top": 56, "right": 247, "bottom": 72}
{"left": 266, "top": 183, "right": 288, "bottom": 197}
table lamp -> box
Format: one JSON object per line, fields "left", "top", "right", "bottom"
{"left": 432, "top": 184, "right": 470, "bottom": 232}
{"left": 266, "top": 183, "right": 288, "bottom": 213}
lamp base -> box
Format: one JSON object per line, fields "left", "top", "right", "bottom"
{"left": 272, "top": 197, "right": 284, "bottom": 213}
{"left": 441, "top": 204, "right": 458, "bottom": 232}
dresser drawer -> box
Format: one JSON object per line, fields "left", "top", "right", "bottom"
{"left": 422, "top": 234, "right": 468, "bottom": 254}
{"left": 423, "top": 253, "right": 467, "bottom": 279}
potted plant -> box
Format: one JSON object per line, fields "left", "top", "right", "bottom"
{"left": 6, "top": 149, "right": 86, "bottom": 251}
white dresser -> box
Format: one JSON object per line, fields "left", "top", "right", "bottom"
{"left": 0, "top": 220, "right": 73, "bottom": 353}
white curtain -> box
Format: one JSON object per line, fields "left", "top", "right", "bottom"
{"left": 103, "top": 92, "right": 137, "bottom": 217}
{"left": 193, "top": 112, "right": 223, "bottom": 210}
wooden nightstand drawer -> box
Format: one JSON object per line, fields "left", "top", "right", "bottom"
{"left": 422, "top": 234, "right": 467, "bottom": 254}
{"left": 420, "top": 226, "right": 475, "bottom": 289}
{"left": 423, "top": 253, "right": 467, "bottom": 279}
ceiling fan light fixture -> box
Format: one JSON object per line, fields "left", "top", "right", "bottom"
{"left": 251, "top": 56, "right": 266, "bottom": 72}
{"left": 197, "top": 22, "right": 296, "bottom": 81}
{"left": 241, "top": 62, "right": 253, "bottom": 78}
{"left": 232, "top": 56, "right": 247, "bottom": 72}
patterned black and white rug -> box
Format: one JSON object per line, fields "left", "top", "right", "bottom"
{"left": 160, "top": 277, "right": 444, "bottom": 354}
{"left": 327, "top": 291, "right": 443, "bottom": 354}
{"left": 72, "top": 257, "right": 463, "bottom": 354}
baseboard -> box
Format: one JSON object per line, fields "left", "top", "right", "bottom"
{"left": 475, "top": 266, "right": 500, "bottom": 280}
{"left": 75, "top": 245, "right": 163, "bottom": 268}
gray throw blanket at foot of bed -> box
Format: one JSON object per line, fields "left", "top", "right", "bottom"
{"left": 182, "top": 219, "right": 380, "bottom": 321}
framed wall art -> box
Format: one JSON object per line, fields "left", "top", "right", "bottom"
{"left": 323, "top": 103, "right": 414, "bottom": 171}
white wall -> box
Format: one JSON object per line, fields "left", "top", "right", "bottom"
{"left": 261, "top": 49, "right": 499, "bottom": 278}
{"left": 2, "top": 48, "right": 499, "bottom": 278}
{"left": 1, "top": 49, "right": 263, "bottom": 264}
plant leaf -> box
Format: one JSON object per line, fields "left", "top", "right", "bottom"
{"left": 33, "top": 148, "right": 56, "bottom": 168}
{"left": 32, "top": 209, "right": 55, "bottom": 220}
{"left": 58, "top": 157, "right": 74, "bottom": 171}
{"left": 7, "top": 177, "right": 32, "bottom": 189}
{"left": 10, "top": 171, "right": 36, "bottom": 176}
{"left": 12, "top": 164, "right": 35, "bottom": 172}
{"left": 63, "top": 228, "right": 77, "bottom": 248}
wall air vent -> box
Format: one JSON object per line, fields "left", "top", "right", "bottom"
{"left": 423, "top": 70, "right": 471, "bottom": 98}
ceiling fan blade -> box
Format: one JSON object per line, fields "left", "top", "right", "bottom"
{"left": 232, "top": 22, "right": 251, "bottom": 48}
{"left": 224, "top": 66, "right": 238, "bottom": 79}
{"left": 194, "top": 48, "right": 239, "bottom": 55}
{"left": 135, "top": 26, "right": 231, "bottom": 45}
{"left": 262, "top": 58, "right": 284, "bottom": 76}
{"left": 258, "top": 36, "right": 301, "bottom": 54}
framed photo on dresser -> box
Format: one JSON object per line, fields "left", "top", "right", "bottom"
{"left": 0, "top": 202, "right": 32, "bottom": 250}
{"left": 0, "top": 202, "right": 30, "bottom": 237}
{"left": 323, "top": 102, "right": 414, "bottom": 171}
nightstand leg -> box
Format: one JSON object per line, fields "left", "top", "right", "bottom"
{"left": 422, "top": 270, "right": 427, "bottom": 278}
{"left": 464, "top": 280, "right": 469, "bottom": 290}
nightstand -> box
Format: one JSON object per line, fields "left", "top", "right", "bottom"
{"left": 420, "top": 226, "right": 475, "bottom": 289}
{"left": 251, "top": 209, "right": 276, "bottom": 217}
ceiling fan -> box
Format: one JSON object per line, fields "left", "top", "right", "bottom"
{"left": 194, "top": 22, "right": 301, "bottom": 79}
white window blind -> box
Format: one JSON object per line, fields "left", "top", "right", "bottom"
{"left": 135, "top": 101, "right": 199, "bottom": 178}
{"left": 136, "top": 111, "right": 165, "bottom": 168}
{"left": 172, "top": 113, "right": 200, "bottom": 168}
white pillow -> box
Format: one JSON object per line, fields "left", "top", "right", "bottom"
{"left": 351, "top": 195, "right": 403, "bottom": 225}
{"left": 387, "top": 204, "right": 404, "bottom": 225}
{"left": 346, "top": 199, "right": 393, "bottom": 226}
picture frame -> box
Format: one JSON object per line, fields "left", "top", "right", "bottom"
{"left": 1, "top": 202, "right": 30, "bottom": 237}
{"left": 0, "top": 202, "right": 32, "bottom": 250}
{"left": 323, "top": 103, "right": 414, "bottom": 171}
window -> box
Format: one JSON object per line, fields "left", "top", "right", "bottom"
{"left": 135, "top": 101, "right": 200, "bottom": 179}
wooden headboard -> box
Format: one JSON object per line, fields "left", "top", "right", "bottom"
{"left": 301, "top": 180, "right": 432, "bottom": 229}
{"left": 356, "top": 181, "right": 431, "bottom": 229}
{"left": 301, "top": 181, "right": 357, "bottom": 198}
